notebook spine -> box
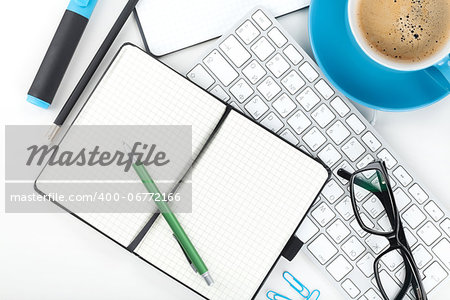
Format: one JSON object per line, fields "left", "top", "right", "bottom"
{"left": 126, "top": 107, "right": 232, "bottom": 251}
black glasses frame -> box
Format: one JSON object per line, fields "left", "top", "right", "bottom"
{"left": 337, "top": 160, "right": 427, "bottom": 300}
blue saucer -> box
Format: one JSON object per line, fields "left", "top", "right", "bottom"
{"left": 308, "top": 0, "right": 449, "bottom": 111}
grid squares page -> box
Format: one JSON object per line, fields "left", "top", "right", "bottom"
{"left": 136, "top": 110, "right": 328, "bottom": 299}
{"left": 36, "top": 45, "right": 227, "bottom": 247}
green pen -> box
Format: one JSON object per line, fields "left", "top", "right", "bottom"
{"left": 124, "top": 143, "right": 213, "bottom": 286}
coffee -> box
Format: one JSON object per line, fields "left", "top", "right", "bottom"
{"left": 357, "top": 0, "right": 450, "bottom": 63}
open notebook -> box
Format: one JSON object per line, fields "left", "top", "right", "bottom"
{"left": 35, "top": 44, "right": 329, "bottom": 300}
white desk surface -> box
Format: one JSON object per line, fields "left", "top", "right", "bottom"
{"left": 1, "top": 1, "right": 449, "bottom": 299}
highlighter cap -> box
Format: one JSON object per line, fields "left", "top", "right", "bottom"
{"left": 27, "top": 95, "right": 50, "bottom": 109}
{"left": 67, "top": 0, "right": 99, "bottom": 19}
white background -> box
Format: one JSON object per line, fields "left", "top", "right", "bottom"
{"left": 1, "top": 0, "right": 449, "bottom": 299}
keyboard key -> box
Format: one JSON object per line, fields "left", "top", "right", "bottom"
{"left": 335, "top": 160, "right": 355, "bottom": 184}
{"left": 267, "top": 53, "right": 290, "bottom": 78}
{"left": 303, "top": 127, "right": 327, "bottom": 151}
{"left": 242, "top": 59, "right": 267, "bottom": 84}
{"left": 287, "top": 111, "right": 312, "bottom": 134}
{"left": 311, "top": 202, "right": 336, "bottom": 226}
{"left": 318, "top": 144, "right": 342, "bottom": 168}
{"left": 377, "top": 270, "right": 401, "bottom": 299}
{"left": 281, "top": 70, "right": 305, "bottom": 94}
{"left": 299, "top": 62, "right": 319, "bottom": 82}
{"left": 322, "top": 179, "right": 344, "bottom": 204}
{"left": 342, "top": 236, "right": 365, "bottom": 260}
{"left": 365, "top": 234, "right": 389, "bottom": 255}
{"left": 418, "top": 221, "right": 441, "bottom": 246}
{"left": 350, "top": 218, "right": 368, "bottom": 237}
{"left": 280, "top": 129, "right": 299, "bottom": 145}
{"left": 381, "top": 249, "right": 404, "bottom": 271}
{"left": 261, "top": 112, "right": 284, "bottom": 133}
{"left": 296, "top": 87, "right": 320, "bottom": 111}
{"left": 395, "top": 266, "right": 407, "bottom": 283}
{"left": 355, "top": 184, "right": 370, "bottom": 202}
{"left": 393, "top": 166, "right": 413, "bottom": 187}
{"left": 342, "top": 137, "right": 366, "bottom": 161}
{"left": 210, "top": 85, "right": 230, "bottom": 102}
{"left": 424, "top": 201, "right": 444, "bottom": 221}
{"left": 336, "top": 196, "right": 354, "bottom": 221}
{"left": 315, "top": 79, "right": 334, "bottom": 100}
{"left": 257, "top": 76, "right": 281, "bottom": 100}
{"left": 404, "top": 227, "right": 418, "bottom": 246}
{"left": 283, "top": 45, "right": 303, "bottom": 65}
{"left": 357, "top": 154, "right": 374, "bottom": 169}
{"left": 389, "top": 175, "right": 398, "bottom": 188}
{"left": 346, "top": 114, "right": 366, "bottom": 134}
{"left": 412, "top": 244, "right": 432, "bottom": 269}
{"left": 311, "top": 104, "right": 336, "bottom": 128}
{"left": 441, "top": 218, "right": 450, "bottom": 236}
{"left": 371, "top": 174, "right": 381, "bottom": 186}
{"left": 330, "top": 96, "right": 350, "bottom": 117}
{"left": 377, "top": 149, "right": 397, "bottom": 169}
{"left": 251, "top": 36, "right": 275, "bottom": 61}
{"left": 252, "top": 10, "right": 272, "bottom": 30}
{"left": 327, "top": 255, "right": 353, "bottom": 281}
{"left": 361, "top": 132, "right": 381, "bottom": 152}
{"left": 377, "top": 214, "right": 392, "bottom": 232}
{"left": 393, "top": 188, "right": 411, "bottom": 211}
{"left": 342, "top": 278, "right": 360, "bottom": 298}
{"left": 402, "top": 204, "right": 426, "bottom": 229}
{"left": 364, "top": 288, "right": 383, "bottom": 300}
{"left": 203, "top": 50, "right": 239, "bottom": 86}
{"left": 187, "top": 64, "right": 215, "bottom": 89}
{"left": 363, "top": 195, "right": 385, "bottom": 219}
{"left": 408, "top": 184, "right": 428, "bottom": 204}
{"left": 272, "top": 93, "right": 296, "bottom": 117}
{"left": 308, "top": 234, "right": 338, "bottom": 264}
{"left": 357, "top": 253, "right": 376, "bottom": 277}
{"left": 326, "top": 120, "right": 350, "bottom": 145}
{"left": 236, "top": 20, "right": 260, "bottom": 44}
{"left": 268, "top": 27, "right": 287, "bottom": 47}
{"left": 296, "top": 217, "right": 319, "bottom": 243}
{"left": 219, "top": 35, "right": 251, "bottom": 67}
{"left": 433, "top": 239, "right": 450, "bottom": 269}
{"left": 244, "top": 96, "right": 269, "bottom": 119}
{"left": 422, "top": 262, "right": 448, "bottom": 293}
{"left": 327, "top": 219, "right": 351, "bottom": 243}
{"left": 230, "top": 79, "right": 253, "bottom": 103}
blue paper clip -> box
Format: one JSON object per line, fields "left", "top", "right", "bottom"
{"left": 266, "top": 271, "right": 320, "bottom": 300}
{"left": 308, "top": 289, "right": 320, "bottom": 300}
{"left": 283, "top": 271, "right": 310, "bottom": 298}
{"left": 266, "top": 290, "right": 291, "bottom": 300}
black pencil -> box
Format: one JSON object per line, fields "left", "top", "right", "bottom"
{"left": 48, "top": 0, "right": 141, "bottom": 141}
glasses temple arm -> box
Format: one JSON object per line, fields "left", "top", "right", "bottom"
{"left": 337, "top": 169, "right": 352, "bottom": 181}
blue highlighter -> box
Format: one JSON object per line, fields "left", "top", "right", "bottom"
{"left": 27, "top": 0, "right": 99, "bottom": 109}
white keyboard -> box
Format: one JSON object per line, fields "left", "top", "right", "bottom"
{"left": 186, "top": 8, "right": 450, "bottom": 300}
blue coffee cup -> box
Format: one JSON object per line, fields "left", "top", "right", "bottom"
{"left": 347, "top": 0, "right": 450, "bottom": 90}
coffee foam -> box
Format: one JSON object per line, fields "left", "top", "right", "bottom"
{"left": 357, "top": 0, "right": 450, "bottom": 63}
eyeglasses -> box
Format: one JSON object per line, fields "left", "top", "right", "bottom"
{"left": 337, "top": 160, "right": 427, "bottom": 300}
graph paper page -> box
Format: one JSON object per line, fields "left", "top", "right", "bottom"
{"left": 36, "top": 45, "right": 227, "bottom": 247}
{"left": 136, "top": 110, "right": 329, "bottom": 299}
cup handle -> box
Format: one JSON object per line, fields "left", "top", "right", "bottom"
{"left": 426, "top": 54, "right": 450, "bottom": 91}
